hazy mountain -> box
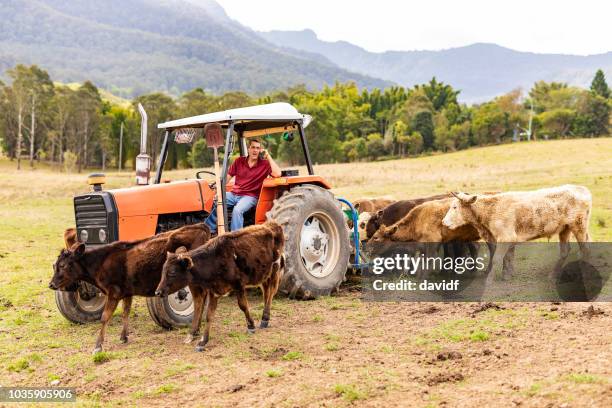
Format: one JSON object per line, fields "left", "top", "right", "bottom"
{"left": 0, "top": 0, "right": 390, "bottom": 97}
{"left": 259, "top": 29, "right": 612, "bottom": 102}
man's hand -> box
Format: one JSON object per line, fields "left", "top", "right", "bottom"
{"left": 261, "top": 149, "right": 270, "bottom": 160}
{"left": 264, "top": 150, "right": 282, "bottom": 177}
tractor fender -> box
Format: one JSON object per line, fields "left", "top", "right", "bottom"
{"left": 255, "top": 176, "right": 331, "bottom": 224}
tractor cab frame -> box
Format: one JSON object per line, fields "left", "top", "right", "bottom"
{"left": 155, "top": 102, "right": 324, "bottom": 228}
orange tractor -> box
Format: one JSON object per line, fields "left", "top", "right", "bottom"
{"left": 56, "top": 102, "right": 353, "bottom": 327}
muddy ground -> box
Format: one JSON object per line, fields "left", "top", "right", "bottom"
{"left": 3, "top": 285, "right": 611, "bottom": 407}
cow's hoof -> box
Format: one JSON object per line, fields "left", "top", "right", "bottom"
{"left": 120, "top": 336, "right": 128, "bottom": 344}
{"left": 259, "top": 320, "right": 269, "bottom": 329}
{"left": 184, "top": 334, "right": 196, "bottom": 344}
{"left": 195, "top": 344, "right": 206, "bottom": 352}
{"left": 92, "top": 347, "right": 102, "bottom": 354}
{"left": 246, "top": 327, "right": 256, "bottom": 335}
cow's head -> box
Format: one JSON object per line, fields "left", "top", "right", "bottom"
{"left": 49, "top": 243, "right": 86, "bottom": 290}
{"left": 365, "top": 211, "right": 383, "bottom": 240}
{"left": 442, "top": 192, "right": 477, "bottom": 229}
{"left": 369, "top": 224, "right": 398, "bottom": 243}
{"left": 357, "top": 212, "right": 372, "bottom": 241}
{"left": 155, "top": 247, "right": 193, "bottom": 297}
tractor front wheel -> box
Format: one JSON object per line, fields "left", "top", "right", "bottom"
{"left": 54, "top": 282, "right": 105, "bottom": 324}
{"left": 146, "top": 287, "right": 194, "bottom": 329}
{"left": 268, "top": 185, "right": 351, "bottom": 299}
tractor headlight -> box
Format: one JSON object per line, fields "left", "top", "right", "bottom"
{"left": 98, "top": 229, "right": 107, "bottom": 243}
{"left": 80, "top": 229, "right": 89, "bottom": 243}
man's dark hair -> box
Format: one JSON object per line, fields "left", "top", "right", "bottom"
{"left": 248, "top": 138, "right": 261, "bottom": 147}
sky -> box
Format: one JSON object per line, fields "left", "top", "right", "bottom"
{"left": 217, "top": 0, "right": 612, "bottom": 55}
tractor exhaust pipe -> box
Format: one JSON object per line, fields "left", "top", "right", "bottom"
{"left": 135, "top": 103, "right": 151, "bottom": 185}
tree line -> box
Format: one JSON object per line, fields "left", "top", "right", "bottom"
{"left": 0, "top": 65, "right": 610, "bottom": 171}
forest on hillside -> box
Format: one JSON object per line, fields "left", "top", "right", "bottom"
{"left": 0, "top": 64, "right": 610, "bottom": 172}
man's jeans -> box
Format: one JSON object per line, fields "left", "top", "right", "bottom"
{"left": 205, "top": 192, "right": 258, "bottom": 233}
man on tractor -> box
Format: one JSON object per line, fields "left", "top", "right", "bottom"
{"left": 205, "top": 138, "right": 282, "bottom": 233}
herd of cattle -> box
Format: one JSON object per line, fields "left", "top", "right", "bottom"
{"left": 49, "top": 184, "right": 592, "bottom": 353}
{"left": 354, "top": 184, "right": 592, "bottom": 280}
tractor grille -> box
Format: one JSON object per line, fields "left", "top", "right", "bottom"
{"left": 75, "top": 195, "right": 108, "bottom": 229}
{"left": 73, "top": 193, "right": 118, "bottom": 245}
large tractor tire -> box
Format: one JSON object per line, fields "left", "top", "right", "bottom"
{"left": 267, "top": 185, "right": 351, "bottom": 299}
{"left": 54, "top": 282, "right": 105, "bottom": 324}
{"left": 146, "top": 287, "right": 194, "bottom": 329}
{"left": 54, "top": 281, "right": 194, "bottom": 329}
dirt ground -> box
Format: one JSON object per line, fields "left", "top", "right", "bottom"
{"left": 3, "top": 287, "right": 612, "bottom": 407}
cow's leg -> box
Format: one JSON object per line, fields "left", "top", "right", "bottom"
{"left": 185, "top": 286, "right": 206, "bottom": 344}
{"left": 572, "top": 225, "right": 591, "bottom": 262}
{"left": 417, "top": 244, "right": 435, "bottom": 280}
{"left": 236, "top": 288, "right": 256, "bottom": 334}
{"left": 94, "top": 296, "right": 119, "bottom": 354}
{"left": 467, "top": 242, "right": 479, "bottom": 273}
{"left": 442, "top": 243, "right": 453, "bottom": 273}
{"left": 551, "top": 227, "right": 571, "bottom": 280}
{"left": 485, "top": 242, "right": 496, "bottom": 276}
{"left": 195, "top": 294, "right": 218, "bottom": 352}
{"left": 502, "top": 244, "right": 516, "bottom": 280}
{"left": 260, "top": 267, "right": 282, "bottom": 329}
{"left": 119, "top": 296, "right": 132, "bottom": 344}
{"left": 486, "top": 241, "right": 505, "bottom": 285}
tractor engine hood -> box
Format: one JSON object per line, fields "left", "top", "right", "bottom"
{"left": 109, "top": 180, "right": 212, "bottom": 217}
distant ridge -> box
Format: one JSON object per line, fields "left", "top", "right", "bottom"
{"left": 259, "top": 29, "right": 612, "bottom": 102}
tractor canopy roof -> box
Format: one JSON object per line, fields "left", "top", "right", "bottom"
{"left": 157, "top": 102, "right": 312, "bottom": 136}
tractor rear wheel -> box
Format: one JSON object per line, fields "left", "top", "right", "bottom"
{"left": 267, "top": 185, "right": 351, "bottom": 299}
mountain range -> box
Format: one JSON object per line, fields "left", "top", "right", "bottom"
{"left": 258, "top": 29, "right": 612, "bottom": 102}
{"left": 1, "top": 0, "right": 610, "bottom": 102}
{"left": 0, "top": 0, "right": 389, "bottom": 97}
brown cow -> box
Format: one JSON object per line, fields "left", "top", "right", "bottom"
{"left": 442, "top": 185, "right": 592, "bottom": 281}
{"left": 49, "top": 223, "right": 211, "bottom": 353}
{"left": 365, "top": 194, "right": 449, "bottom": 240}
{"left": 64, "top": 228, "right": 77, "bottom": 249}
{"left": 155, "top": 221, "right": 284, "bottom": 352}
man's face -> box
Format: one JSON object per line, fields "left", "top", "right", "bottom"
{"left": 248, "top": 141, "right": 261, "bottom": 160}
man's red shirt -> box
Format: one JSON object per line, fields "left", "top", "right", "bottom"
{"left": 228, "top": 156, "right": 272, "bottom": 197}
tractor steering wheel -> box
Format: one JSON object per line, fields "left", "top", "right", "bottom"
{"left": 196, "top": 170, "right": 216, "bottom": 179}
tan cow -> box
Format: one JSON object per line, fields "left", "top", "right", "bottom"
{"left": 442, "top": 185, "right": 592, "bottom": 281}
{"left": 370, "top": 198, "right": 493, "bottom": 277}
{"left": 371, "top": 198, "right": 480, "bottom": 243}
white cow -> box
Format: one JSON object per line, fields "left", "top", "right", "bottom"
{"left": 357, "top": 211, "right": 372, "bottom": 241}
{"left": 442, "top": 185, "right": 592, "bottom": 281}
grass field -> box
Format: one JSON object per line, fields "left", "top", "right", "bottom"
{"left": 0, "top": 138, "right": 611, "bottom": 407}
